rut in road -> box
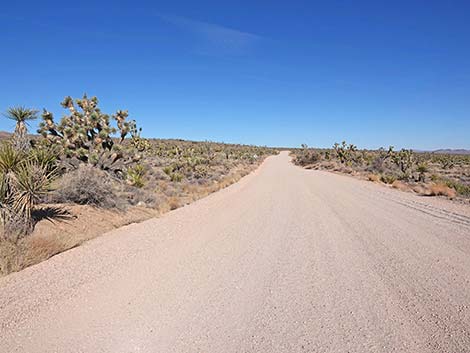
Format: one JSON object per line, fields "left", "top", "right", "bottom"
{"left": 1, "top": 151, "right": 470, "bottom": 353}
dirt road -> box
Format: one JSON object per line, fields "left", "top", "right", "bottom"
{"left": 1, "top": 152, "right": 470, "bottom": 353}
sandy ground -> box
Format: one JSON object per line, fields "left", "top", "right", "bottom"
{"left": 1, "top": 151, "right": 470, "bottom": 353}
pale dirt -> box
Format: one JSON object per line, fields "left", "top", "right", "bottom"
{"left": 1, "top": 151, "right": 470, "bottom": 353}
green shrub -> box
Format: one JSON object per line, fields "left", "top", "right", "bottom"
{"left": 380, "top": 174, "right": 397, "bottom": 184}
{"left": 127, "top": 164, "right": 146, "bottom": 188}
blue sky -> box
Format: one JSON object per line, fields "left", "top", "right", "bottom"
{"left": 1, "top": 0, "right": 469, "bottom": 149}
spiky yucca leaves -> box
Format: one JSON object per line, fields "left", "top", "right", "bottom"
{"left": 127, "top": 164, "right": 146, "bottom": 188}
{"left": 0, "top": 143, "right": 57, "bottom": 241}
{"left": 38, "top": 95, "right": 143, "bottom": 177}
{"left": 3, "top": 107, "right": 38, "bottom": 153}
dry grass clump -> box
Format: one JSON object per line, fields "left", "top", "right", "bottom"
{"left": 429, "top": 183, "right": 457, "bottom": 198}
{"left": 0, "top": 240, "right": 21, "bottom": 274}
{"left": 367, "top": 174, "right": 380, "bottom": 182}
{"left": 413, "top": 183, "right": 456, "bottom": 198}
{"left": 53, "top": 165, "right": 122, "bottom": 209}
{"left": 391, "top": 180, "right": 410, "bottom": 191}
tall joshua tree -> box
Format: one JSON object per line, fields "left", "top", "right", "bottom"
{"left": 4, "top": 107, "right": 38, "bottom": 153}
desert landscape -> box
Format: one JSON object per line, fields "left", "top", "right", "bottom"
{"left": 291, "top": 143, "right": 470, "bottom": 200}
{"left": 2, "top": 1, "right": 470, "bottom": 352}
{"left": 0, "top": 96, "right": 277, "bottom": 275}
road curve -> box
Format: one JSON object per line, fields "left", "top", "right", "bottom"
{"left": 1, "top": 151, "right": 470, "bottom": 353}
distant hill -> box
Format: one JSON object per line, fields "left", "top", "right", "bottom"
{"left": 0, "top": 131, "right": 12, "bottom": 141}
{"left": 432, "top": 149, "right": 470, "bottom": 155}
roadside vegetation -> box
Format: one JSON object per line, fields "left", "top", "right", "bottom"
{"left": 0, "top": 95, "right": 277, "bottom": 276}
{"left": 292, "top": 142, "right": 470, "bottom": 200}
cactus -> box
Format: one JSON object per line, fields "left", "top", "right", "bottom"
{"left": 38, "top": 95, "right": 142, "bottom": 177}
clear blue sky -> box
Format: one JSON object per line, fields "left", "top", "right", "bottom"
{"left": 1, "top": 1, "right": 469, "bottom": 149}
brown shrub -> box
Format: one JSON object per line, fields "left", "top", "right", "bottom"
{"left": 167, "top": 196, "right": 181, "bottom": 210}
{"left": 0, "top": 241, "right": 21, "bottom": 275}
{"left": 368, "top": 174, "right": 380, "bottom": 182}
{"left": 413, "top": 183, "right": 457, "bottom": 198}
{"left": 429, "top": 183, "right": 457, "bottom": 198}
{"left": 391, "top": 180, "right": 409, "bottom": 191}
{"left": 53, "top": 166, "right": 122, "bottom": 209}
{"left": 412, "top": 184, "right": 431, "bottom": 196}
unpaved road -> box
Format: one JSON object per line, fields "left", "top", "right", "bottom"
{"left": 1, "top": 152, "right": 470, "bottom": 353}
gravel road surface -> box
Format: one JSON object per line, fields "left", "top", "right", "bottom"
{"left": 1, "top": 151, "right": 470, "bottom": 352}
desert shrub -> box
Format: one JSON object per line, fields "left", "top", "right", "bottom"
{"left": 380, "top": 174, "right": 397, "bottom": 184}
{"left": 429, "top": 183, "right": 457, "bottom": 198}
{"left": 416, "top": 162, "right": 428, "bottom": 182}
{"left": 0, "top": 143, "right": 57, "bottom": 241}
{"left": 370, "top": 146, "right": 394, "bottom": 172}
{"left": 391, "top": 180, "right": 409, "bottom": 191}
{"left": 430, "top": 175, "right": 470, "bottom": 197}
{"left": 170, "top": 172, "right": 183, "bottom": 182}
{"left": 127, "top": 164, "right": 146, "bottom": 188}
{"left": 54, "top": 165, "right": 120, "bottom": 208}
{"left": 367, "top": 174, "right": 380, "bottom": 182}
{"left": 0, "top": 240, "right": 21, "bottom": 275}
{"left": 126, "top": 187, "right": 158, "bottom": 207}
{"left": 295, "top": 144, "right": 322, "bottom": 166}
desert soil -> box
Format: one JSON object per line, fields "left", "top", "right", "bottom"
{"left": 1, "top": 151, "right": 470, "bottom": 353}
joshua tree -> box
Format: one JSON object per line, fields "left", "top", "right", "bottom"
{"left": 333, "top": 141, "right": 357, "bottom": 164}
{"left": 38, "top": 95, "right": 142, "bottom": 176}
{"left": 392, "top": 149, "right": 414, "bottom": 180}
{"left": 4, "top": 107, "right": 38, "bottom": 153}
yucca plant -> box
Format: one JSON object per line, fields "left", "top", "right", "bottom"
{"left": 4, "top": 107, "right": 38, "bottom": 153}
{"left": 127, "top": 164, "right": 146, "bottom": 188}
{"left": 14, "top": 160, "right": 56, "bottom": 222}
{"left": 0, "top": 143, "right": 57, "bottom": 241}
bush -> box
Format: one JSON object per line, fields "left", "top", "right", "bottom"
{"left": 367, "top": 174, "right": 380, "bottom": 182}
{"left": 380, "top": 174, "right": 397, "bottom": 184}
{"left": 127, "top": 164, "right": 146, "bottom": 188}
{"left": 54, "top": 165, "right": 120, "bottom": 209}
{"left": 295, "top": 145, "right": 322, "bottom": 166}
